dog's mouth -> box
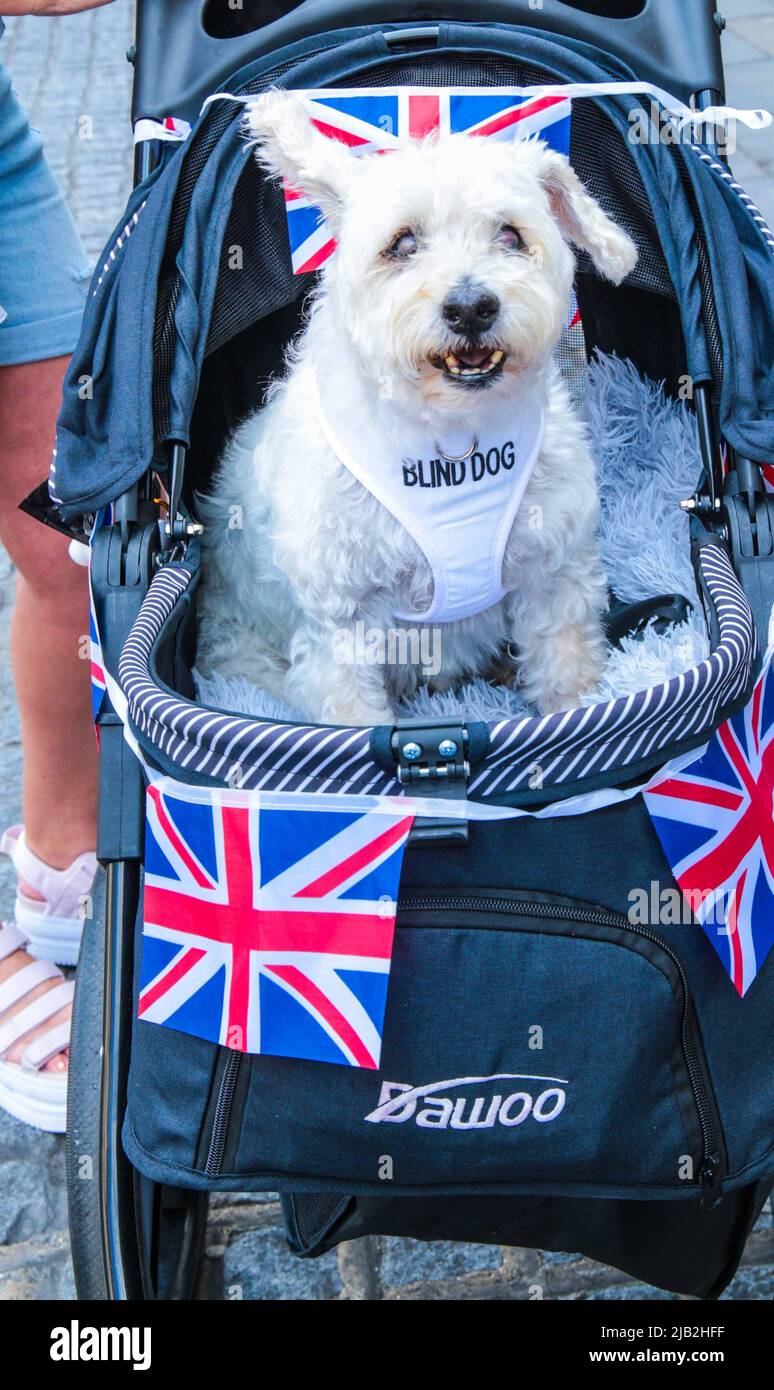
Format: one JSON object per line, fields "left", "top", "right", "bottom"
{"left": 431, "top": 346, "right": 508, "bottom": 387}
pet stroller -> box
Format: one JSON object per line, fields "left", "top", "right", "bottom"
{"left": 41, "top": 0, "right": 774, "bottom": 1300}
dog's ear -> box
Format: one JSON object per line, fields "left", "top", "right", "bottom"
{"left": 244, "top": 90, "right": 359, "bottom": 230}
{"left": 537, "top": 149, "right": 638, "bottom": 285}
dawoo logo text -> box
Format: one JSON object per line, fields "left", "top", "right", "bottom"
{"left": 364, "top": 1074, "right": 568, "bottom": 1130}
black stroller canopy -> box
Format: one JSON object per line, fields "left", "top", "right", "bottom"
{"left": 51, "top": 21, "right": 774, "bottom": 521}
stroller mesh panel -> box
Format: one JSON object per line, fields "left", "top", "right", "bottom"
{"left": 286, "top": 1193, "right": 347, "bottom": 1248}
{"left": 206, "top": 156, "right": 301, "bottom": 359}
{"left": 152, "top": 57, "right": 297, "bottom": 441}
{"left": 569, "top": 96, "right": 673, "bottom": 299}
{"left": 555, "top": 318, "right": 590, "bottom": 406}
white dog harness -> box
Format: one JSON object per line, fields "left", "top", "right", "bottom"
{"left": 311, "top": 371, "right": 544, "bottom": 624}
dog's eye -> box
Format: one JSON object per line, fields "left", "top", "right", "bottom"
{"left": 497, "top": 224, "right": 526, "bottom": 252}
{"left": 385, "top": 229, "right": 418, "bottom": 260}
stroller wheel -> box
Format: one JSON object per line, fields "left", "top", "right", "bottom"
{"left": 66, "top": 862, "right": 208, "bottom": 1299}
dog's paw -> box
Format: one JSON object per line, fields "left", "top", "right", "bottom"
{"left": 525, "top": 625, "right": 607, "bottom": 715}
{"left": 318, "top": 691, "right": 395, "bottom": 729}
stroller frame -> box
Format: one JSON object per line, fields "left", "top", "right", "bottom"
{"left": 63, "top": 0, "right": 774, "bottom": 1300}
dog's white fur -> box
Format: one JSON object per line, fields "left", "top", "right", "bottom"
{"left": 198, "top": 91, "right": 638, "bottom": 725}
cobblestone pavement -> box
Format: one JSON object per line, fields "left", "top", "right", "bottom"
{"left": 1, "top": 2, "right": 774, "bottom": 1302}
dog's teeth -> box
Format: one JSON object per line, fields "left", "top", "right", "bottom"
{"left": 440, "top": 348, "right": 506, "bottom": 378}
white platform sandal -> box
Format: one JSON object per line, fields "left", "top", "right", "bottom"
{"left": 0, "top": 825, "right": 96, "bottom": 967}
{"left": 0, "top": 922, "right": 71, "bottom": 1132}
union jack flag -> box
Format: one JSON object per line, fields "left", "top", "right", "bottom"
{"left": 88, "top": 589, "right": 106, "bottom": 722}
{"left": 643, "top": 659, "right": 774, "bottom": 995}
{"left": 87, "top": 509, "right": 110, "bottom": 723}
{"left": 138, "top": 783, "right": 414, "bottom": 1067}
{"left": 284, "top": 87, "right": 573, "bottom": 274}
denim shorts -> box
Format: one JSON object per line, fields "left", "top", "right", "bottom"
{"left": 0, "top": 58, "right": 90, "bottom": 366}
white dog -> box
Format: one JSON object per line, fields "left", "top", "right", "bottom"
{"left": 198, "top": 91, "right": 638, "bottom": 725}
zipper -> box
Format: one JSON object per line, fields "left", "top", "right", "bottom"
{"left": 204, "top": 1049, "right": 242, "bottom": 1177}
{"left": 398, "top": 893, "right": 725, "bottom": 1208}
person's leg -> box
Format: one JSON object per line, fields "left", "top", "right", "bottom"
{"left": 0, "top": 356, "right": 96, "bottom": 1072}
{"left": 0, "top": 357, "right": 98, "bottom": 867}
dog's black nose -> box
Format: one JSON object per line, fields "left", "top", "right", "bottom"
{"left": 442, "top": 282, "right": 500, "bottom": 336}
